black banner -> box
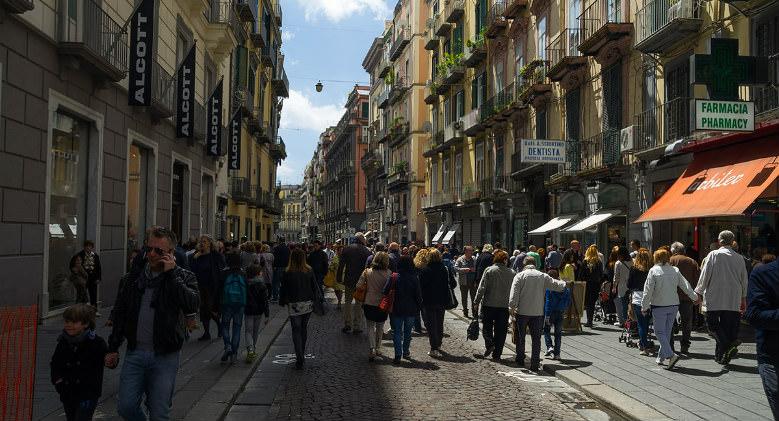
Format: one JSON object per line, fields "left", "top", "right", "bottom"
{"left": 206, "top": 79, "right": 223, "bottom": 156}
{"left": 128, "top": 0, "right": 155, "bottom": 106}
{"left": 176, "top": 43, "right": 196, "bottom": 138}
{"left": 229, "top": 110, "right": 241, "bottom": 170}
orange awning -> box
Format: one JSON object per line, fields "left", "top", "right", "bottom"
{"left": 635, "top": 136, "right": 779, "bottom": 223}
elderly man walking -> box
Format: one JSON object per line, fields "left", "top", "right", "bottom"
{"left": 510, "top": 256, "right": 566, "bottom": 371}
{"left": 669, "top": 241, "right": 700, "bottom": 355}
{"left": 695, "top": 230, "right": 749, "bottom": 365}
{"left": 337, "top": 233, "right": 372, "bottom": 334}
{"left": 474, "top": 250, "right": 515, "bottom": 360}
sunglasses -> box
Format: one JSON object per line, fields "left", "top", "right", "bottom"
{"left": 144, "top": 246, "right": 170, "bottom": 256}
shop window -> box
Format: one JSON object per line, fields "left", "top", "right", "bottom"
{"left": 171, "top": 161, "right": 190, "bottom": 243}
{"left": 201, "top": 175, "right": 214, "bottom": 235}
{"left": 128, "top": 143, "right": 155, "bottom": 267}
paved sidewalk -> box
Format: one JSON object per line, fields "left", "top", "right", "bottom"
{"left": 538, "top": 321, "right": 772, "bottom": 421}
{"left": 33, "top": 303, "right": 289, "bottom": 421}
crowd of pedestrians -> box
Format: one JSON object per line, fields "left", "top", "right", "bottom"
{"left": 51, "top": 226, "right": 778, "bottom": 420}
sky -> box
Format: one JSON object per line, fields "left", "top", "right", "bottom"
{"left": 276, "top": 0, "right": 394, "bottom": 185}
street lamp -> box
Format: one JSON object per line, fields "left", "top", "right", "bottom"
{"left": 315, "top": 81, "right": 323, "bottom": 92}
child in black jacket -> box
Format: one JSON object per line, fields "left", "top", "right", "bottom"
{"left": 244, "top": 264, "right": 270, "bottom": 363}
{"left": 50, "top": 304, "right": 108, "bottom": 421}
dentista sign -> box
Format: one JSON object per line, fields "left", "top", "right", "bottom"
{"left": 694, "top": 99, "right": 754, "bottom": 132}
{"left": 520, "top": 139, "right": 566, "bottom": 164}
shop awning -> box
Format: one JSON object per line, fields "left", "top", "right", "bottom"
{"left": 441, "top": 224, "right": 460, "bottom": 245}
{"left": 431, "top": 225, "right": 447, "bottom": 244}
{"left": 636, "top": 136, "right": 779, "bottom": 222}
{"left": 563, "top": 210, "right": 622, "bottom": 232}
{"left": 528, "top": 215, "right": 578, "bottom": 234}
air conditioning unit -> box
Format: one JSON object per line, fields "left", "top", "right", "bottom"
{"left": 620, "top": 125, "right": 635, "bottom": 153}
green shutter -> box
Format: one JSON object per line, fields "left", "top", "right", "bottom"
{"left": 454, "top": 24, "right": 463, "bottom": 55}
{"left": 235, "top": 45, "right": 248, "bottom": 88}
{"left": 471, "top": 78, "right": 478, "bottom": 109}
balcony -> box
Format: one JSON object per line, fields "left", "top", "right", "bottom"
{"left": 270, "top": 136, "right": 287, "bottom": 160}
{"left": 444, "top": 0, "right": 465, "bottom": 23}
{"left": 480, "top": 83, "right": 515, "bottom": 125}
{"left": 378, "top": 56, "right": 391, "bottom": 78}
{"left": 424, "top": 80, "right": 439, "bottom": 104}
{"left": 443, "top": 121, "right": 464, "bottom": 146}
{"left": 273, "top": 1, "right": 282, "bottom": 25}
{"left": 230, "top": 177, "right": 252, "bottom": 203}
{"left": 633, "top": 97, "right": 691, "bottom": 155}
{"left": 387, "top": 170, "right": 410, "bottom": 191}
{"left": 425, "top": 20, "right": 439, "bottom": 50}
{"left": 2, "top": 0, "right": 32, "bottom": 13}
{"left": 485, "top": 1, "right": 508, "bottom": 39}
{"left": 433, "top": 13, "right": 451, "bottom": 37}
{"left": 517, "top": 60, "right": 552, "bottom": 105}
{"left": 150, "top": 61, "right": 175, "bottom": 119}
{"left": 388, "top": 121, "right": 410, "bottom": 147}
{"left": 247, "top": 107, "right": 262, "bottom": 134}
{"left": 503, "top": 0, "right": 528, "bottom": 18}
{"left": 250, "top": 21, "right": 267, "bottom": 47}
{"left": 377, "top": 89, "right": 390, "bottom": 109}
{"left": 424, "top": 130, "right": 445, "bottom": 158}
{"left": 361, "top": 151, "right": 382, "bottom": 172}
{"left": 389, "top": 26, "right": 410, "bottom": 61}
{"left": 547, "top": 29, "right": 587, "bottom": 84}
{"left": 463, "top": 36, "right": 487, "bottom": 67}
{"left": 233, "top": 86, "right": 254, "bottom": 116}
{"left": 204, "top": 1, "right": 240, "bottom": 56}
{"left": 272, "top": 61, "right": 289, "bottom": 97}
{"left": 462, "top": 108, "right": 482, "bottom": 135}
{"left": 579, "top": 129, "right": 621, "bottom": 174}
{"left": 635, "top": 0, "right": 701, "bottom": 54}
{"left": 57, "top": 0, "right": 127, "bottom": 82}
{"left": 235, "top": 0, "right": 257, "bottom": 23}
{"left": 755, "top": 54, "right": 779, "bottom": 119}
{"left": 423, "top": 189, "right": 460, "bottom": 209}
{"left": 388, "top": 76, "right": 409, "bottom": 105}
{"left": 577, "top": 0, "right": 632, "bottom": 57}
{"left": 261, "top": 45, "right": 276, "bottom": 67}
{"left": 440, "top": 61, "right": 465, "bottom": 85}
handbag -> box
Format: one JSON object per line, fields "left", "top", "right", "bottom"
{"left": 311, "top": 275, "right": 326, "bottom": 316}
{"left": 467, "top": 317, "right": 480, "bottom": 341}
{"left": 353, "top": 279, "right": 368, "bottom": 302}
{"left": 445, "top": 284, "right": 458, "bottom": 310}
{"left": 323, "top": 270, "right": 336, "bottom": 288}
{"left": 379, "top": 273, "right": 398, "bottom": 313}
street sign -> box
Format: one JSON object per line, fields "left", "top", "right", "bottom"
{"left": 693, "top": 99, "right": 754, "bottom": 132}
{"left": 520, "top": 139, "right": 566, "bottom": 164}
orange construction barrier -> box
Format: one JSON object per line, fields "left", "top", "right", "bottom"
{"left": 0, "top": 306, "right": 38, "bottom": 421}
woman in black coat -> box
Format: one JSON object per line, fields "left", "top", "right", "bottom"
{"left": 581, "top": 245, "right": 605, "bottom": 327}
{"left": 419, "top": 248, "right": 456, "bottom": 357}
{"left": 385, "top": 255, "right": 423, "bottom": 365}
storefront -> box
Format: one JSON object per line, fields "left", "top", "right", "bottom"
{"left": 637, "top": 131, "right": 779, "bottom": 259}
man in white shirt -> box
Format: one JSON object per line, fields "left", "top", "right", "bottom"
{"left": 695, "top": 230, "right": 749, "bottom": 365}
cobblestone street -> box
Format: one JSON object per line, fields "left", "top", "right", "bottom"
{"left": 227, "top": 297, "right": 621, "bottom": 421}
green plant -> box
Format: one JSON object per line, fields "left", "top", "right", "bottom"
{"left": 384, "top": 71, "right": 395, "bottom": 85}
{"left": 392, "top": 161, "right": 408, "bottom": 174}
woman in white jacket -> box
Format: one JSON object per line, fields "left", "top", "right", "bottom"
{"left": 641, "top": 248, "right": 699, "bottom": 370}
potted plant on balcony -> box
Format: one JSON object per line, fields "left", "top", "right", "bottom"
{"left": 392, "top": 161, "right": 408, "bottom": 175}
{"left": 384, "top": 71, "right": 395, "bottom": 85}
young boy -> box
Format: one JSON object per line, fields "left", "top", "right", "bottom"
{"left": 543, "top": 269, "right": 572, "bottom": 360}
{"left": 218, "top": 252, "right": 247, "bottom": 363}
{"left": 244, "top": 264, "right": 270, "bottom": 363}
{"left": 50, "top": 303, "right": 108, "bottom": 421}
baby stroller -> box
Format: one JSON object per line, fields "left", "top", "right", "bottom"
{"left": 619, "top": 319, "right": 640, "bottom": 347}
{"left": 594, "top": 281, "right": 617, "bottom": 324}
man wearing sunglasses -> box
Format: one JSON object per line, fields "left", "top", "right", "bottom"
{"left": 105, "top": 226, "right": 200, "bottom": 421}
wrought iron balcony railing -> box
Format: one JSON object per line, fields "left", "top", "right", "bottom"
{"left": 633, "top": 96, "right": 691, "bottom": 153}
{"left": 635, "top": 0, "right": 701, "bottom": 54}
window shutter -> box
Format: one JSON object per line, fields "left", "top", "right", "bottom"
{"left": 566, "top": 90, "right": 581, "bottom": 173}
{"left": 471, "top": 78, "right": 478, "bottom": 109}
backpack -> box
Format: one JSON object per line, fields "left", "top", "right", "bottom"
{"left": 222, "top": 271, "right": 247, "bottom": 306}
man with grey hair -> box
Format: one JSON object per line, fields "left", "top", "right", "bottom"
{"left": 696, "top": 230, "right": 749, "bottom": 364}
{"left": 670, "top": 241, "right": 700, "bottom": 354}
{"left": 337, "top": 232, "right": 372, "bottom": 334}
{"left": 509, "top": 256, "right": 566, "bottom": 371}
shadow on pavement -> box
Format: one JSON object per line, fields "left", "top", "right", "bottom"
{"left": 435, "top": 350, "right": 476, "bottom": 364}
{"left": 672, "top": 366, "right": 727, "bottom": 377}
{"left": 725, "top": 364, "right": 759, "bottom": 375}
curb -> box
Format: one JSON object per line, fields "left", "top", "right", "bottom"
{"left": 445, "top": 309, "right": 672, "bottom": 421}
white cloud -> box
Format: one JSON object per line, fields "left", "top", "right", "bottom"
{"left": 281, "top": 30, "right": 295, "bottom": 42}
{"left": 280, "top": 89, "right": 343, "bottom": 133}
{"left": 295, "top": 0, "right": 390, "bottom": 23}
{"left": 286, "top": 58, "right": 299, "bottom": 66}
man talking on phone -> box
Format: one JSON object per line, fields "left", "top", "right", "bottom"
{"left": 105, "top": 226, "right": 200, "bottom": 420}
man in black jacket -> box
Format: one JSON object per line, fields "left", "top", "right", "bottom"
{"left": 337, "top": 233, "right": 371, "bottom": 333}
{"left": 105, "top": 226, "right": 199, "bottom": 421}
{"left": 272, "top": 238, "right": 291, "bottom": 302}
{"left": 307, "top": 240, "right": 329, "bottom": 289}
{"left": 475, "top": 244, "right": 494, "bottom": 286}
{"left": 745, "top": 259, "right": 779, "bottom": 420}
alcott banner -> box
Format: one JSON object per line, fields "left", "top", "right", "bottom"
{"left": 176, "top": 43, "right": 196, "bottom": 138}
{"left": 206, "top": 79, "right": 223, "bottom": 156}
{"left": 229, "top": 110, "right": 241, "bottom": 170}
{"left": 128, "top": 0, "right": 155, "bottom": 106}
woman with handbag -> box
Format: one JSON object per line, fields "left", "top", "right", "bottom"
{"left": 612, "top": 246, "right": 632, "bottom": 327}
{"left": 419, "top": 248, "right": 457, "bottom": 357}
{"left": 386, "top": 255, "right": 423, "bottom": 365}
{"left": 279, "top": 248, "right": 319, "bottom": 370}
{"left": 355, "top": 252, "right": 392, "bottom": 361}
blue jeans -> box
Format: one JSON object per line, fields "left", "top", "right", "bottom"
{"left": 652, "top": 305, "right": 678, "bottom": 360}
{"left": 272, "top": 268, "right": 284, "bottom": 300}
{"left": 390, "top": 315, "right": 416, "bottom": 358}
{"left": 117, "top": 349, "right": 180, "bottom": 421}
{"left": 221, "top": 305, "right": 244, "bottom": 353}
{"left": 633, "top": 303, "right": 651, "bottom": 350}
{"left": 543, "top": 311, "right": 564, "bottom": 357}
{"left": 758, "top": 362, "right": 778, "bottom": 420}
{"left": 613, "top": 295, "right": 628, "bottom": 324}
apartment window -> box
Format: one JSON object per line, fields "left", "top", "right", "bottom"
{"left": 495, "top": 135, "right": 504, "bottom": 177}
{"left": 537, "top": 15, "right": 547, "bottom": 61}
{"left": 479, "top": 73, "right": 487, "bottom": 107}
{"left": 453, "top": 21, "right": 463, "bottom": 54}
{"left": 455, "top": 152, "right": 463, "bottom": 192}
{"left": 205, "top": 54, "right": 216, "bottom": 97}
{"left": 443, "top": 97, "right": 451, "bottom": 125}
{"left": 475, "top": 141, "right": 485, "bottom": 182}
{"left": 443, "top": 155, "right": 450, "bottom": 191}
{"left": 602, "top": 60, "right": 622, "bottom": 131}
{"left": 456, "top": 90, "right": 465, "bottom": 119}
{"left": 48, "top": 112, "right": 92, "bottom": 310}
{"left": 514, "top": 38, "right": 525, "bottom": 81}
{"left": 665, "top": 59, "right": 690, "bottom": 139}
{"left": 362, "top": 101, "right": 369, "bottom": 118}
{"left": 433, "top": 0, "right": 439, "bottom": 14}
{"left": 566, "top": 89, "right": 581, "bottom": 172}
{"left": 568, "top": 0, "right": 581, "bottom": 31}
{"left": 475, "top": 0, "right": 487, "bottom": 35}
{"left": 245, "top": 219, "right": 252, "bottom": 240}
{"left": 432, "top": 51, "right": 439, "bottom": 78}
{"left": 443, "top": 39, "right": 451, "bottom": 56}
{"left": 753, "top": 7, "right": 779, "bottom": 112}
{"left": 172, "top": 161, "right": 189, "bottom": 243}
{"left": 234, "top": 45, "right": 248, "bottom": 93}
{"left": 471, "top": 77, "right": 479, "bottom": 109}
{"left": 495, "top": 59, "right": 505, "bottom": 93}
{"left": 431, "top": 161, "right": 439, "bottom": 192}
{"left": 536, "top": 107, "right": 547, "bottom": 139}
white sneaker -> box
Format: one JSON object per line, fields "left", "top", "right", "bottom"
{"left": 613, "top": 322, "right": 621, "bottom": 327}
{"left": 656, "top": 358, "right": 664, "bottom": 365}
{"left": 544, "top": 347, "right": 554, "bottom": 357}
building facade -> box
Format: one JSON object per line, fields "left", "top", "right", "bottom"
{"left": 319, "top": 86, "right": 370, "bottom": 243}
{"left": 0, "top": 0, "right": 285, "bottom": 313}
{"left": 277, "top": 184, "right": 302, "bottom": 242}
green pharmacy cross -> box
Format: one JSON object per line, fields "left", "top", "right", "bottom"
{"left": 692, "top": 38, "right": 767, "bottom": 101}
